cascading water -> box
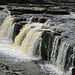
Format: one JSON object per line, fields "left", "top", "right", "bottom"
{"left": 13, "top": 22, "right": 44, "bottom": 59}
{"left": 49, "top": 36, "right": 70, "bottom": 72}
{"left": 0, "top": 15, "right": 45, "bottom": 60}
{"left": 40, "top": 22, "right": 75, "bottom": 75}
{"left": 50, "top": 36, "right": 60, "bottom": 64}
{"left": 0, "top": 13, "right": 75, "bottom": 75}
{"left": 56, "top": 42, "right": 70, "bottom": 71}
{"left": 0, "top": 15, "right": 14, "bottom": 44}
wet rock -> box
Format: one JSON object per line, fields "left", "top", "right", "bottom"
{"left": 73, "top": 60, "right": 75, "bottom": 67}
{"left": 0, "top": 7, "right": 4, "bottom": 10}
{"left": 9, "top": 6, "right": 46, "bottom": 15}
{"left": 6, "top": 72, "right": 12, "bottom": 75}
{"left": 72, "top": 68, "right": 75, "bottom": 75}
{"left": 0, "top": 0, "right": 30, "bottom": 4}
{"left": 39, "top": 18, "right": 47, "bottom": 23}
{"left": 1, "top": 0, "right": 75, "bottom": 4}
{"left": 47, "top": 8, "right": 70, "bottom": 15}
{"left": 31, "top": 17, "right": 38, "bottom": 22}
{"left": 12, "top": 73, "right": 18, "bottom": 75}
{"left": 12, "top": 16, "right": 27, "bottom": 41}
{"left": 14, "top": 17, "right": 26, "bottom": 22}
{"left": 64, "top": 46, "right": 73, "bottom": 70}
{"left": 0, "top": 12, "right": 9, "bottom": 26}
{"left": 12, "top": 22, "right": 25, "bottom": 41}
{"left": 41, "top": 31, "right": 55, "bottom": 60}
{"left": 41, "top": 31, "right": 50, "bottom": 60}
{"left": 0, "top": 64, "right": 9, "bottom": 70}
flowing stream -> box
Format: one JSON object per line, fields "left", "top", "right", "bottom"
{"left": 0, "top": 15, "right": 45, "bottom": 60}
{"left": 0, "top": 7, "right": 75, "bottom": 75}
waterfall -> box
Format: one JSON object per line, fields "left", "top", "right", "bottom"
{"left": 0, "top": 14, "right": 74, "bottom": 75}
{"left": 50, "top": 39, "right": 70, "bottom": 72}
{"left": 50, "top": 36, "right": 60, "bottom": 64}
{"left": 13, "top": 25, "right": 29, "bottom": 46}
{"left": 13, "top": 23, "right": 43, "bottom": 46}
{"left": 0, "top": 15, "right": 44, "bottom": 60}
{"left": 41, "top": 30, "right": 74, "bottom": 74}
{"left": 0, "top": 15, "right": 14, "bottom": 44}
{"left": 21, "top": 30, "right": 42, "bottom": 57}
{"left": 7, "top": 23, "right": 15, "bottom": 42}
{"left": 56, "top": 42, "right": 70, "bottom": 71}
{"left": 13, "top": 23, "right": 43, "bottom": 58}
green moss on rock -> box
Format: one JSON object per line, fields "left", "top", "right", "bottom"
{"left": 41, "top": 31, "right": 55, "bottom": 60}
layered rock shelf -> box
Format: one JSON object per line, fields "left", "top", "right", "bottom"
{"left": 6, "top": 4, "right": 72, "bottom": 16}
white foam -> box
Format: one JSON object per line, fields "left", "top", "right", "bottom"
{"left": 40, "top": 64, "right": 64, "bottom": 75}
{"left": 0, "top": 43, "right": 41, "bottom": 62}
